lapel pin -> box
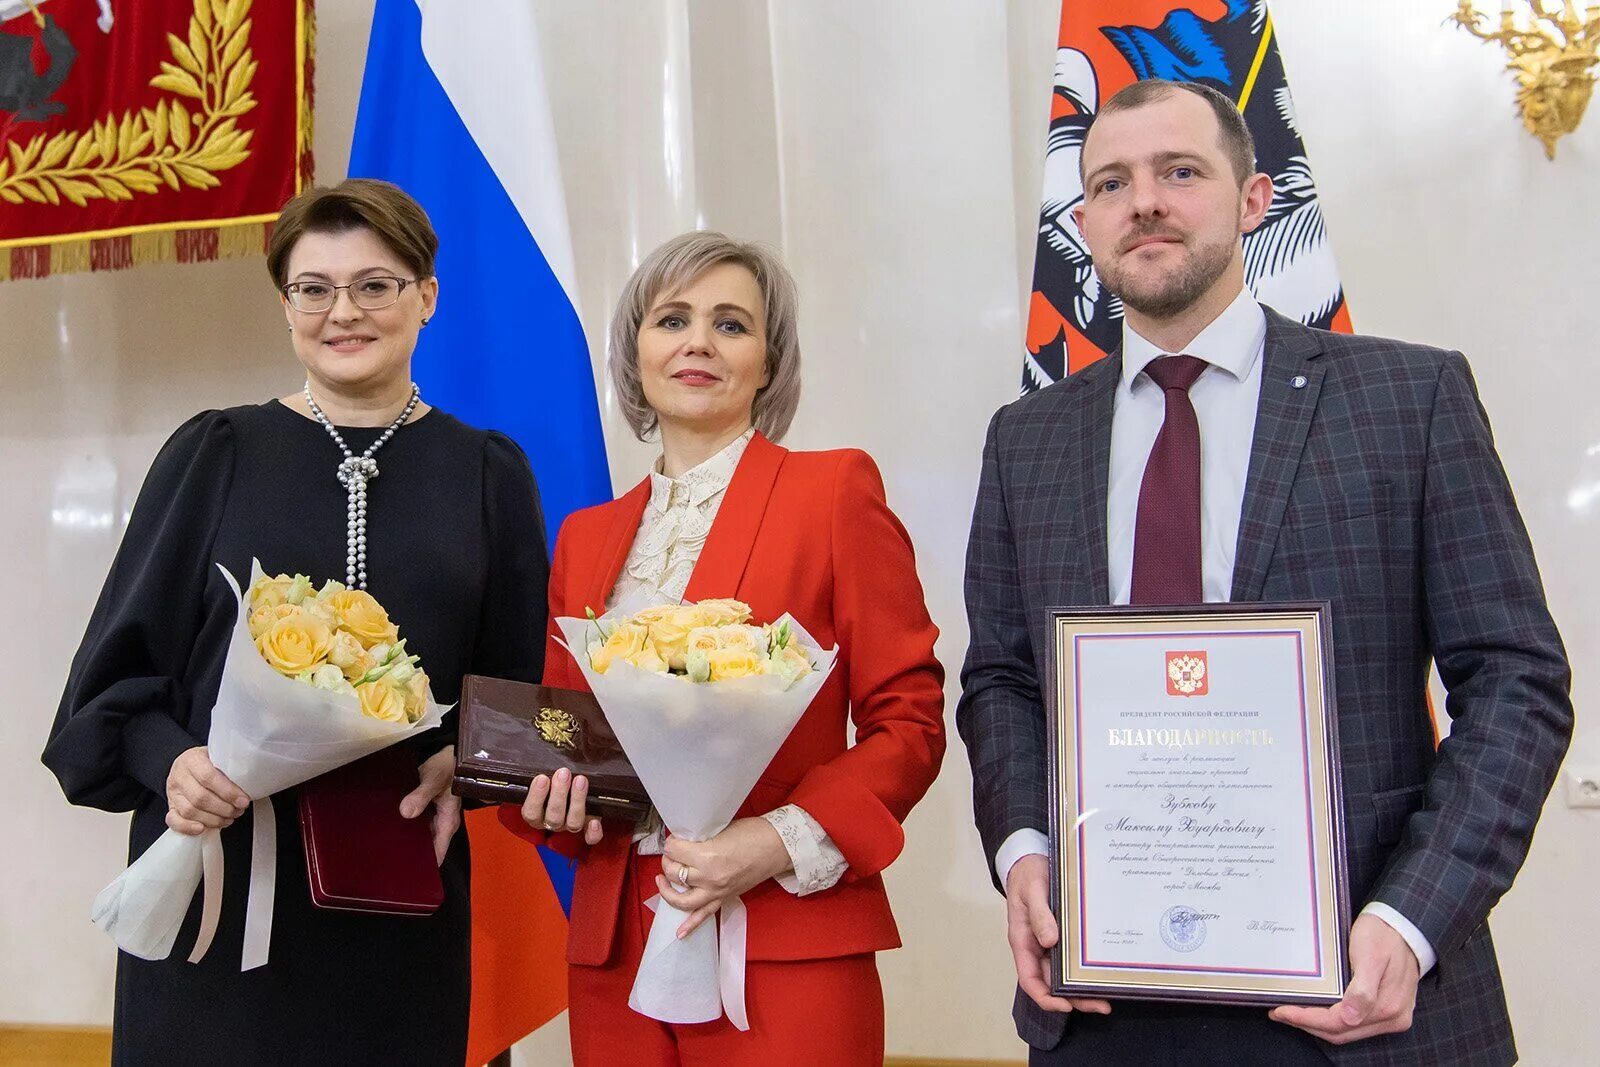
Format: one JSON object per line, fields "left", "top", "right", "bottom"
{"left": 1290, "top": 375, "right": 1308, "bottom": 389}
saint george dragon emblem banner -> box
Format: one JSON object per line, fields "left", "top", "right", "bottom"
{"left": 1024, "top": 0, "right": 1352, "bottom": 390}
{"left": 0, "top": 0, "right": 313, "bottom": 281}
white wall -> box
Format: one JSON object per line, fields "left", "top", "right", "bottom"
{"left": 1, "top": 2, "right": 1594, "bottom": 1062}
{"left": 1270, "top": 6, "right": 1600, "bottom": 1065}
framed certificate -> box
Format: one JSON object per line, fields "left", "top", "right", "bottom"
{"left": 1046, "top": 603, "right": 1350, "bottom": 1006}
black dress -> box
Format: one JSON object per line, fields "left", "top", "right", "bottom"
{"left": 43, "top": 400, "right": 549, "bottom": 1066}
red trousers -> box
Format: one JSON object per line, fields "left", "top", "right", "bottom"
{"left": 567, "top": 852, "right": 884, "bottom": 1066}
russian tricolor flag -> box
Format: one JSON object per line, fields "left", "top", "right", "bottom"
{"left": 349, "top": 0, "right": 610, "bottom": 1059}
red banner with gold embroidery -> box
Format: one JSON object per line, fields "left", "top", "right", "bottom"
{"left": 0, "top": 0, "right": 312, "bottom": 280}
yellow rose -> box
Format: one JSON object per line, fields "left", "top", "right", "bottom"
{"left": 247, "top": 601, "right": 277, "bottom": 639}
{"left": 591, "top": 621, "right": 649, "bottom": 674}
{"left": 348, "top": 652, "right": 381, "bottom": 683}
{"left": 356, "top": 679, "right": 409, "bottom": 723}
{"left": 261, "top": 603, "right": 322, "bottom": 641}
{"left": 328, "top": 629, "right": 365, "bottom": 668}
{"left": 695, "top": 598, "right": 752, "bottom": 626}
{"left": 325, "top": 589, "right": 401, "bottom": 646}
{"left": 717, "top": 625, "right": 762, "bottom": 653}
{"left": 624, "top": 645, "right": 669, "bottom": 673}
{"left": 707, "top": 648, "right": 764, "bottom": 681}
{"left": 248, "top": 573, "right": 296, "bottom": 609}
{"left": 684, "top": 626, "right": 723, "bottom": 657}
{"left": 328, "top": 631, "right": 377, "bottom": 682}
{"left": 297, "top": 597, "right": 338, "bottom": 629}
{"left": 629, "top": 605, "right": 679, "bottom": 627}
{"left": 610, "top": 621, "right": 651, "bottom": 650}
{"left": 402, "top": 670, "right": 430, "bottom": 724}
{"left": 650, "top": 606, "right": 713, "bottom": 671}
{"left": 256, "top": 614, "right": 334, "bottom": 675}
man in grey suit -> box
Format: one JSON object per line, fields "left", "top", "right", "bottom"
{"left": 958, "top": 79, "right": 1571, "bottom": 1064}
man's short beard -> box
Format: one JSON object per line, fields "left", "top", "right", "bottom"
{"left": 1098, "top": 238, "right": 1234, "bottom": 320}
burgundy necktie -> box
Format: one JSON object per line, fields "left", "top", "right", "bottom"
{"left": 1130, "top": 355, "right": 1208, "bottom": 605}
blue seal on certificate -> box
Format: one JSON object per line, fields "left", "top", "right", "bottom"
{"left": 1160, "top": 906, "right": 1207, "bottom": 953}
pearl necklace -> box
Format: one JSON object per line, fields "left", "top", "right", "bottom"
{"left": 303, "top": 382, "right": 421, "bottom": 588}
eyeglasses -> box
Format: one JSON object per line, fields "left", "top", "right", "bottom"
{"left": 280, "top": 276, "right": 418, "bottom": 313}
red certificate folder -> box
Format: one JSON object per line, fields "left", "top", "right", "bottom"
{"left": 298, "top": 745, "right": 444, "bottom": 916}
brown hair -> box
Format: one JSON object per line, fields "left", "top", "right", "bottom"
{"left": 1087, "top": 79, "right": 1257, "bottom": 186}
{"left": 266, "top": 179, "right": 439, "bottom": 287}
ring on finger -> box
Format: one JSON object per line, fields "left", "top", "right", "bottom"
{"left": 674, "top": 865, "right": 692, "bottom": 892}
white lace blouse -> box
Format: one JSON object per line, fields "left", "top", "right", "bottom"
{"left": 607, "top": 430, "right": 848, "bottom": 896}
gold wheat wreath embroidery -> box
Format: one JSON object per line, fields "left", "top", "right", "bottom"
{"left": 0, "top": 0, "right": 257, "bottom": 207}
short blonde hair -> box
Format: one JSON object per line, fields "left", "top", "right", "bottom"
{"left": 608, "top": 231, "right": 802, "bottom": 442}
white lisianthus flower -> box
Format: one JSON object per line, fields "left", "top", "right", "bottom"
{"left": 310, "top": 664, "right": 356, "bottom": 694}
{"left": 768, "top": 644, "right": 813, "bottom": 689}
{"left": 685, "top": 649, "right": 712, "bottom": 684}
{"left": 285, "top": 574, "right": 314, "bottom": 605}
{"left": 306, "top": 601, "right": 338, "bottom": 628}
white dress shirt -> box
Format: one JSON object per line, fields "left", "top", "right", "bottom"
{"left": 994, "top": 289, "right": 1436, "bottom": 974}
{"left": 610, "top": 430, "right": 848, "bottom": 897}
{"left": 1108, "top": 287, "right": 1265, "bottom": 605}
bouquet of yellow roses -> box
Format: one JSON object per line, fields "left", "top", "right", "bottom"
{"left": 554, "top": 597, "right": 838, "bottom": 1032}
{"left": 584, "top": 598, "right": 815, "bottom": 688}
{"left": 247, "top": 571, "right": 431, "bottom": 724}
{"left": 92, "top": 561, "right": 444, "bottom": 971}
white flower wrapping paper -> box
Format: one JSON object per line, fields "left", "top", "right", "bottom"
{"left": 554, "top": 608, "right": 839, "bottom": 1031}
{"left": 90, "top": 560, "right": 445, "bottom": 970}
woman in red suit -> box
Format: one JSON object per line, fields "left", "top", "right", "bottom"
{"left": 502, "top": 231, "right": 945, "bottom": 1063}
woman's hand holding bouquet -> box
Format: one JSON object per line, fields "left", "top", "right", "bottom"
{"left": 93, "top": 561, "right": 446, "bottom": 971}
{"left": 551, "top": 596, "right": 838, "bottom": 1031}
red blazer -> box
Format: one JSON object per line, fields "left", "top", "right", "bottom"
{"left": 499, "top": 433, "right": 945, "bottom": 965}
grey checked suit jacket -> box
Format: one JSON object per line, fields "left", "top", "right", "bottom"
{"left": 957, "top": 308, "right": 1571, "bottom": 1064}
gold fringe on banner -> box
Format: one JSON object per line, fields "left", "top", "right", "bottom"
{"left": 0, "top": 0, "right": 316, "bottom": 283}
{"left": 218, "top": 221, "right": 266, "bottom": 260}
{"left": 51, "top": 240, "right": 91, "bottom": 275}
{"left": 0, "top": 220, "right": 272, "bottom": 281}
{"left": 130, "top": 230, "right": 177, "bottom": 266}
{"left": 301, "top": 0, "right": 318, "bottom": 175}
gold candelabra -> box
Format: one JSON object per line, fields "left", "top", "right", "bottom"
{"left": 1450, "top": 1, "right": 1600, "bottom": 158}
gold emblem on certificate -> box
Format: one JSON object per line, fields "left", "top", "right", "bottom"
{"left": 1045, "top": 604, "right": 1351, "bottom": 1006}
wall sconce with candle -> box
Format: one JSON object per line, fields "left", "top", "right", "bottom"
{"left": 1449, "top": 1, "right": 1600, "bottom": 159}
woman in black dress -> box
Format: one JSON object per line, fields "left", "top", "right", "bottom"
{"left": 42, "top": 179, "right": 548, "bottom": 1065}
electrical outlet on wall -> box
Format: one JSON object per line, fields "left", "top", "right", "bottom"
{"left": 1565, "top": 768, "right": 1600, "bottom": 809}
